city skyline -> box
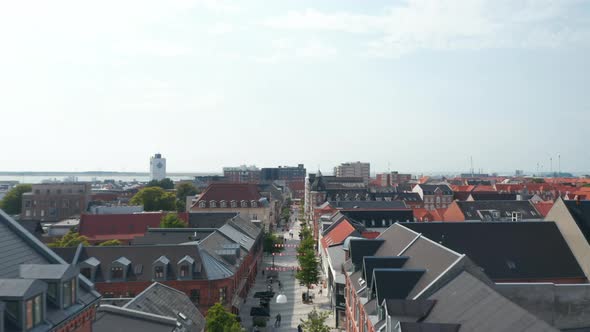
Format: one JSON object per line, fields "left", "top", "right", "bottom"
{"left": 1, "top": 1, "right": 589, "bottom": 173}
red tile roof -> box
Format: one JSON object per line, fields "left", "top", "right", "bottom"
{"left": 534, "top": 201, "right": 554, "bottom": 217}
{"left": 79, "top": 212, "right": 188, "bottom": 242}
{"left": 196, "top": 183, "right": 262, "bottom": 202}
{"left": 472, "top": 185, "right": 496, "bottom": 192}
{"left": 321, "top": 219, "right": 356, "bottom": 249}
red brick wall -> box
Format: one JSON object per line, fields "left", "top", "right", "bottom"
{"left": 55, "top": 304, "right": 96, "bottom": 332}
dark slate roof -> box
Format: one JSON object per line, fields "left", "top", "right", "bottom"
{"left": 330, "top": 201, "right": 407, "bottom": 209}
{"left": 217, "top": 224, "right": 255, "bottom": 251}
{"left": 124, "top": 282, "right": 205, "bottom": 332}
{"left": 401, "top": 222, "right": 585, "bottom": 281}
{"left": 342, "top": 210, "right": 414, "bottom": 225}
{"left": 563, "top": 200, "right": 590, "bottom": 242}
{"left": 132, "top": 228, "right": 216, "bottom": 245}
{"left": 384, "top": 299, "right": 436, "bottom": 321}
{"left": 363, "top": 257, "right": 409, "bottom": 288}
{"left": 417, "top": 184, "right": 453, "bottom": 195}
{"left": 94, "top": 305, "right": 178, "bottom": 332}
{"left": 53, "top": 244, "right": 212, "bottom": 282}
{"left": 187, "top": 212, "right": 238, "bottom": 228}
{"left": 424, "top": 271, "right": 558, "bottom": 331}
{"left": 399, "top": 322, "right": 460, "bottom": 332}
{"left": 348, "top": 239, "right": 385, "bottom": 270}
{"left": 371, "top": 269, "right": 425, "bottom": 304}
{"left": 455, "top": 200, "right": 542, "bottom": 221}
{"left": 469, "top": 193, "right": 517, "bottom": 201}
{"left": 374, "top": 223, "right": 420, "bottom": 257}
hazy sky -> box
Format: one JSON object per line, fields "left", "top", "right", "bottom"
{"left": 1, "top": 0, "right": 589, "bottom": 174}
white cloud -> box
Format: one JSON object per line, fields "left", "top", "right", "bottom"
{"left": 254, "top": 39, "right": 338, "bottom": 64}
{"left": 261, "top": 0, "right": 590, "bottom": 57}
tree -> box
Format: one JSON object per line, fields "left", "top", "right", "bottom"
{"left": 146, "top": 178, "right": 175, "bottom": 190}
{"left": 205, "top": 302, "right": 241, "bottom": 332}
{"left": 176, "top": 182, "right": 199, "bottom": 212}
{"left": 160, "top": 213, "right": 186, "bottom": 228}
{"left": 300, "top": 308, "right": 330, "bottom": 332}
{"left": 130, "top": 187, "right": 176, "bottom": 211}
{"left": 263, "top": 232, "right": 284, "bottom": 254}
{"left": 0, "top": 184, "right": 32, "bottom": 215}
{"left": 48, "top": 230, "right": 89, "bottom": 248}
{"left": 297, "top": 223, "right": 319, "bottom": 298}
{"left": 98, "top": 239, "right": 121, "bottom": 246}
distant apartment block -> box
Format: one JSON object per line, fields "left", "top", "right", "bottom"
{"left": 375, "top": 171, "right": 412, "bottom": 187}
{"left": 149, "top": 153, "right": 166, "bottom": 180}
{"left": 334, "top": 162, "right": 370, "bottom": 183}
{"left": 223, "top": 165, "right": 261, "bottom": 183}
{"left": 21, "top": 183, "right": 91, "bottom": 221}
{"left": 260, "top": 164, "right": 306, "bottom": 182}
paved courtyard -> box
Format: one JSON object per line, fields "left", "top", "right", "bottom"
{"left": 239, "top": 209, "right": 335, "bottom": 331}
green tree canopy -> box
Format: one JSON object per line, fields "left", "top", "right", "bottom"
{"left": 48, "top": 230, "right": 89, "bottom": 248}
{"left": 263, "top": 232, "right": 285, "bottom": 254}
{"left": 0, "top": 184, "right": 32, "bottom": 215}
{"left": 146, "top": 178, "right": 175, "bottom": 190}
{"left": 130, "top": 187, "right": 176, "bottom": 211}
{"left": 300, "top": 308, "right": 330, "bottom": 332}
{"left": 160, "top": 213, "right": 186, "bottom": 228}
{"left": 205, "top": 303, "right": 241, "bottom": 332}
{"left": 98, "top": 239, "right": 121, "bottom": 246}
{"left": 176, "top": 182, "right": 198, "bottom": 199}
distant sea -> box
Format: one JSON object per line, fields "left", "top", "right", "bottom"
{"left": 0, "top": 172, "right": 218, "bottom": 184}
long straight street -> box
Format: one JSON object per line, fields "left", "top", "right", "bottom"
{"left": 240, "top": 206, "right": 335, "bottom": 331}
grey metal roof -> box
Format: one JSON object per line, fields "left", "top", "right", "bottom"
{"left": 455, "top": 200, "right": 542, "bottom": 221}
{"left": 199, "top": 249, "right": 233, "bottom": 280}
{"left": 124, "top": 282, "right": 205, "bottom": 332}
{"left": 0, "top": 278, "right": 45, "bottom": 298}
{"left": 95, "top": 305, "right": 178, "bottom": 332}
{"left": 154, "top": 256, "right": 170, "bottom": 265}
{"left": 329, "top": 201, "right": 408, "bottom": 209}
{"left": 178, "top": 255, "right": 194, "bottom": 265}
{"left": 228, "top": 215, "right": 261, "bottom": 239}
{"left": 217, "top": 224, "right": 255, "bottom": 251}
{"left": 133, "top": 228, "right": 216, "bottom": 245}
{"left": 424, "top": 271, "right": 558, "bottom": 331}
{"left": 83, "top": 257, "right": 100, "bottom": 267}
{"left": 115, "top": 256, "right": 132, "bottom": 266}
{"left": 187, "top": 212, "right": 238, "bottom": 228}
{"left": 19, "top": 264, "right": 77, "bottom": 280}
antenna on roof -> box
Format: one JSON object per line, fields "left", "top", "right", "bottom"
{"left": 470, "top": 156, "right": 474, "bottom": 178}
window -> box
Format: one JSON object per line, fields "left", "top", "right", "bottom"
{"left": 111, "top": 266, "right": 124, "bottom": 279}
{"left": 26, "top": 295, "right": 43, "bottom": 329}
{"left": 231, "top": 200, "right": 237, "bottom": 208}
{"left": 25, "top": 200, "right": 31, "bottom": 208}
{"left": 180, "top": 265, "right": 189, "bottom": 277}
{"left": 63, "top": 278, "right": 76, "bottom": 308}
{"left": 241, "top": 200, "right": 247, "bottom": 208}
{"left": 219, "top": 287, "right": 227, "bottom": 304}
{"left": 382, "top": 219, "right": 386, "bottom": 226}
{"left": 47, "top": 283, "right": 58, "bottom": 303}
{"left": 154, "top": 266, "right": 165, "bottom": 279}
{"left": 63, "top": 200, "right": 70, "bottom": 208}
{"left": 210, "top": 200, "right": 216, "bottom": 208}
{"left": 5, "top": 300, "right": 20, "bottom": 322}
{"left": 199, "top": 201, "right": 206, "bottom": 208}
{"left": 251, "top": 200, "right": 257, "bottom": 208}
{"left": 220, "top": 200, "right": 227, "bottom": 208}
{"left": 190, "top": 289, "right": 200, "bottom": 304}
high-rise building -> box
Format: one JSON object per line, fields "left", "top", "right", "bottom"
{"left": 334, "top": 161, "right": 370, "bottom": 183}
{"left": 149, "top": 153, "right": 166, "bottom": 180}
{"left": 223, "top": 165, "right": 261, "bottom": 183}
{"left": 260, "top": 164, "right": 306, "bottom": 182}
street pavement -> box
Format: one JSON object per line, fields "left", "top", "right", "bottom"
{"left": 239, "top": 208, "right": 335, "bottom": 331}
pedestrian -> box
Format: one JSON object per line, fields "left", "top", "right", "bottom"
{"left": 318, "top": 287, "right": 323, "bottom": 296}
{"left": 275, "top": 313, "right": 281, "bottom": 327}
{"left": 278, "top": 280, "right": 282, "bottom": 290}
{"left": 262, "top": 269, "right": 265, "bottom": 276}
{"left": 297, "top": 324, "right": 303, "bottom": 332}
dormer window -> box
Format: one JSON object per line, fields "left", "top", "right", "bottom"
{"left": 0, "top": 279, "right": 47, "bottom": 331}
{"left": 199, "top": 201, "right": 206, "bottom": 208}
{"left": 220, "top": 200, "right": 227, "bottom": 208}
{"left": 180, "top": 265, "right": 189, "bottom": 277}
{"left": 210, "top": 200, "right": 217, "bottom": 208}
{"left": 251, "top": 200, "right": 257, "bottom": 208}
{"left": 62, "top": 278, "right": 76, "bottom": 308}
{"left": 241, "top": 200, "right": 247, "bottom": 208}
{"left": 230, "top": 200, "right": 237, "bottom": 208}
{"left": 111, "top": 267, "right": 124, "bottom": 279}
{"left": 153, "top": 256, "right": 170, "bottom": 280}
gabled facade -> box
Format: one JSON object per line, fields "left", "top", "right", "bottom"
{"left": 412, "top": 184, "right": 453, "bottom": 211}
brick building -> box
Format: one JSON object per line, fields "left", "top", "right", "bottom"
{"left": 21, "top": 183, "right": 91, "bottom": 222}
{"left": 0, "top": 209, "right": 101, "bottom": 332}
{"left": 412, "top": 184, "right": 453, "bottom": 210}
{"left": 54, "top": 216, "right": 262, "bottom": 315}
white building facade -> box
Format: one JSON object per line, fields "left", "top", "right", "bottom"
{"left": 150, "top": 153, "right": 167, "bottom": 180}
